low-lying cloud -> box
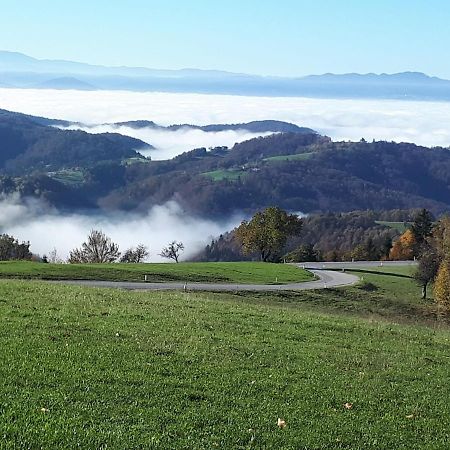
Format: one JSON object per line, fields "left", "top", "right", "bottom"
{"left": 62, "top": 124, "right": 274, "bottom": 160}
{"left": 2, "top": 88, "right": 450, "bottom": 148}
{"left": 0, "top": 196, "right": 241, "bottom": 262}
{"left": 1, "top": 88, "right": 450, "bottom": 260}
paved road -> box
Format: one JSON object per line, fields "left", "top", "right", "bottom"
{"left": 50, "top": 269, "right": 360, "bottom": 292}
{"left": 299, "top": 260, "right": 417, "bottom": 270}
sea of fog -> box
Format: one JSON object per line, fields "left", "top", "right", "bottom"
{"left": 2, "top": 88, "right": 450, "bottom": 150}
{"left": 1, "top": 88, "right": 450, "bottom": 260}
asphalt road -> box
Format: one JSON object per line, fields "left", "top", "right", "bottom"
{"left": 50, "top": 269, "right": 360, "bottom": 292}
{"left": 299, "top": 260, "right": 417, "bottom": 270}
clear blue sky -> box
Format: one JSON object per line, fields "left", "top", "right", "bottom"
{"left": 2, "top": 0, "right": 450, "bottom": 77}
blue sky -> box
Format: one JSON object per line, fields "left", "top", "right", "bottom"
{"left": 2, "top": 0, "right": 449, "bottom": 77}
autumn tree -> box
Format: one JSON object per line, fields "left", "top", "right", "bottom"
{"left": 431, "top": 216, "right": 450, "bottom": 259}
{"left": 69, "top": 230, "right": 120, "bottom": 263}
{"left": 159, "top": 241, "right": 184, "bottom": 263}
{"left": 235, "top": 207, "right": 302, "bottom": 262}
{"left": 389, "top": 229, "right": 416, "bottom": 260}
{"left": 430, "top": 216, "right": 450, "bottom": 312}
{"left": 434, "top": 261, "right": 450, "bottom": 314}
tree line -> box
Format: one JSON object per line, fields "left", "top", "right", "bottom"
{"left": 66, "top": 230, "right": 184, "bottom": 264}
{"left": 0, "top": 229, "right": 185, "bottom": 264}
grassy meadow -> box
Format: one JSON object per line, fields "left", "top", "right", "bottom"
{"left": 1, "top": 264, "right": 450, "bottom": 448}
{"left": 0, "top": 261, "right": 314, "bottom": 284}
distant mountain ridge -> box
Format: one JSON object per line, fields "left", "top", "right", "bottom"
{"left": 2, "top": 51, "right": 450, "bottom": 100}
{"left": 111, "top": 120, "right": 315, "bottom": 134}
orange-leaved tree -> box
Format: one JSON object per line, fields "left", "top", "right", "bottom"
{"left": 389, "top": 229, "right": 416, "bottom": 260}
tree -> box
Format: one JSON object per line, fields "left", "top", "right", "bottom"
{"left": 120, "top": 244, "right": 149, "bottom": 263}
{"left": 159, "top": 241, "right": 184, "bottom": 263}
{"left": 434, "top": 261, "right": 450, "bottom": 314}
{"left": 48, "top": 248, "right": 63, "bottom": 264}
{"left": 414, "top": 248, "right": 440, "bottom": 299}
{"left": 68, "top": 230, "right": 120, "bottom": 263}
{"left": 284, "top": 243, "right": 318, "bottom": 262}
{"left": 389, "top": 229, "right": 416, "bottom": 260}
{"left": 431, "top": 216, "right": 450, "bottom": 260}
{"left": 411, "top": 209, "right": 434, "bottom": 255}
{"left": 235, "top": 207, "right": 302, "bottom": 262}
{"left": 380, "top": 236, "right": 393, "bottom": 260}
{"left": 0, "top": 234, "right": 32, "bottom": 260}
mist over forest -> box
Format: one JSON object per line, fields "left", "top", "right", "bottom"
{"left": 2, "top": 88, "right": 450, "bottom": 259}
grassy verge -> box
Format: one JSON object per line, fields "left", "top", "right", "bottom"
{"left": 1, "top": 280, "right": 450, "bottom": 448}
{"left": 0, "top": 261, "right": 314, "bottom": 284}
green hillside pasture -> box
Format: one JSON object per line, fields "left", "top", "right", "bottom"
{"left": 1, "top": 281, "right": 450, "bottom": 448}
{"left": 201, "top": 169, "right": 246, "bottom": 181}
{"left": 47, "top": 169, "right": 85, "bottom": 186}
{"left": 264, "top": 152, "right": 314, "bottom": 163}
{"left": 375, "top": 221, "right": 412, "bottom": 233}
{"left": 236, "top": 265, "right": 435, "bottom": 324}
{"left": 0, "top": 261, "right": 313, "bottom": 284}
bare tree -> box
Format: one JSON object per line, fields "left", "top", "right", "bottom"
{"left": 120, "top": 244, "right": 149, "bottom": 263}
{"left": 159, "top": 241, "right": 184, "bottom": 263}
{"left": 48, "top": 247, "right": 64, "bottom": 264}
{"left": 68, "top": 230, "right": 120, "bottom": 263}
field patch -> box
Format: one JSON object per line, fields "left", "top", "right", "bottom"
{"left": 201, "top": 169, "right": 247, "bottom": 181}
{"left": 264, "top": 152, "right": 315, "bottom": 162}
{"left": 0, "top": 280, "right": 449, "bottom": 448}
{"left": 0, "top": 261, "right": 313, "bottom": 284}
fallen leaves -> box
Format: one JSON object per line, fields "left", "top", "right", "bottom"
{"left": 344, "top": 402, "right": 353, "bottom": 410}
{"left": 277, "top": 418, "right": 287, "bottom": 429}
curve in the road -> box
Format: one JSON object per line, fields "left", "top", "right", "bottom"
{"left": 50, "top": 269, "right": 360, "bottom": 292}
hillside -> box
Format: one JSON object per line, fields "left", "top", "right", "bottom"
{"left": 0, "top": 109, "right": 150, "bottom": 173}
{"left": 1, "top": 109, "right": 450, "bottom": 217}
{"left": 99, "top": 134, "right": 450, "bottom": 217}
{"left": 111, "top": 119, "right": 315, "bottom": 134}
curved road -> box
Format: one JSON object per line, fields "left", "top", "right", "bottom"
{"left": 50, "top": 269, "right": 360, "bottom": 292}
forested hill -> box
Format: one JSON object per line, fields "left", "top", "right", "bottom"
{"left": 99, "top": 134, "right": 450, "bottom": 217}
{"left": 1, "top": 108, "right": 450, "bottom": 217}
{"left": 111, "top": 120, "right": 316, "bottom": 134}
{"left": 0, "top": 109, "right": 151, "bottom": 173}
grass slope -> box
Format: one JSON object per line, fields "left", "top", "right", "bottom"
{"left": 375, "top": 221, "right": 412, "bottom": 233}
{"left": 0, "top": 261, "right": 313, "bottom": 284}
{"left": 264, "top": 152, "right": 314, "bottom": 162}
{"left": 1, "top": 280, "right": 450, "bottom": 448}
{"left": 201, "top": 169, "right": 246, "bottom": 181}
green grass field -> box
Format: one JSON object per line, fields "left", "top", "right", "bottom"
{"left": 0, "top": 261, "right": 313, "bottom": 284}
{"left": 47, "top": 169, "right": 85, "bottom": 186}
{"left": 201, "top": 169, "right": 246, "bottom": 182}
{"left": 264, "top": 152, "right": 314, "bottom": 163}
{"left": 375, "top": 221, "right": 412, "bottom": 233}
{"left": 1, "top": 273, "right": 450, "bottom": 449}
